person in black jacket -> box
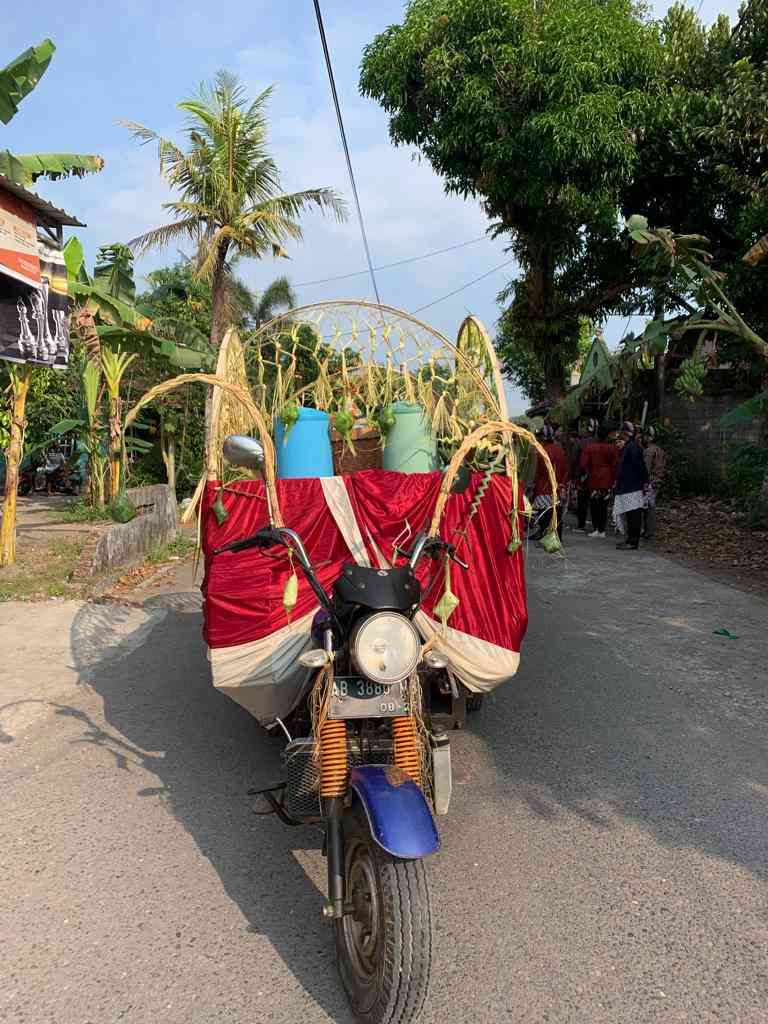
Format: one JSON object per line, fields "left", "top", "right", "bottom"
{"left": 613, "top": 422, "right": 649, "bottom": 550}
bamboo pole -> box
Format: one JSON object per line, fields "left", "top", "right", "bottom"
{"left": 0, "top": 364, "right": 33, "bottom": 567}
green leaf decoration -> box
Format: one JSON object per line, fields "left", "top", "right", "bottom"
{"left": 378, "top": 404, "right": 396, "bottom": 435}
{"left": 434, "top": 558, "right": 459, "bottom": 628}
{"left": 213, "top": 492, "right": 228, "bottom": 525}
{"left": 283, "top": 570, "right": 298, "bottom": 620}
{"left": 712, "top": 628, "right": 739, "bottom": 640}
{"left": 507, "top": 538, "right": 522, "bottom": 555}
{"left": 281, "top": 400, "right": 300, "bottom": 443}
{"left": 332, "top": 409, "right": 354, "bottom": 436}
{"left": 540, "top": 530, "right": 564, "bottom": 555}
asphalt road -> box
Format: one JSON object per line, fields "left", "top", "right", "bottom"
{"left": 2, "top": 537, "right": 767, "bottom": 1024}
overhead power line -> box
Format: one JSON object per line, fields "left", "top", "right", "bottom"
{"left": 297, "top": 235, "right": 488, "bottom": 288}
{"left": 312, "top": 0, "right": 381, "bottom": 305}
{"left": 412, "top": 260, "right": 515, "bottom": 315}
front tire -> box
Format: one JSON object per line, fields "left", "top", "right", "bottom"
{"left": 336, "top": 804, "right": 432, "bottom": 1024}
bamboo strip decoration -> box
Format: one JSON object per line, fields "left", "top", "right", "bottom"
{"left": 205, "top": 327, "right": 255, "bottom": 481}
{"left": 430, "top": 420, "right": 560, "bottom": 537}
{"left": 123, "top": 372, "right": 284, "bottom": 528}
{"left": 240, "top": 301, "right": 507, "bottom": 451}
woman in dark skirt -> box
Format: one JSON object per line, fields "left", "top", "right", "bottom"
{"left": 613, "top": 421, "right": 649, "bottom": 550}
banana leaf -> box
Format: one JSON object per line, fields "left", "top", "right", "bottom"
{"left": 51, "top": 417, "right": 86, "bottom": 435}
{"left": 0, "top": 40, "right": 55, "bottom": 125}
{"left": 70, "top": 282, "right": 152, "bottom": 331}
{"left": 0, "top": 149, "right": 29, "bottom": 183}
{"left": 63, "top": 236, "right": 86, "bottom": 282}
{"left": 94, "top": 244, "right": 136, "bottom": 304}
{"left": 718, "top": 390, "right": 768, "bottom": 428}
{"left": 3, "top": 152, "right": 104, "bottom": 187}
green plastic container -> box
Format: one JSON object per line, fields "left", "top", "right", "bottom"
{"left": 382, "top": 402, "right": 438, "bottom": 474}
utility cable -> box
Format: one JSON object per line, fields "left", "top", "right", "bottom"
{"left": 411, "top": 260, "right": 515, "bottom": 315}
{"left": 297, "top": 235, "right": 488, "bottom": 288}
{"left": 312, "top": 0, "right": 381, "bottom": 304}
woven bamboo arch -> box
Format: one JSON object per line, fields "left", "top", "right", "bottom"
{"left": 429, "top": 420, "right": 559, "bottom": 537}
{"left": 455, "top": 315, "right": 509, "bottom": 421}
{"left": 245, "top": 300, "right": 505, "bottom": 425}
{"left": 124, "top": 370, "right": 284, "bottom": 527}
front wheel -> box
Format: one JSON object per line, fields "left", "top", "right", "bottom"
{"left": 336, "top": 804, "right": 432, "bottom": 1024}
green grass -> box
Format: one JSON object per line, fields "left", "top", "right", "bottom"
{"left": 62, "top": 499, "right": 112, "bottom": 523}
{"left": 146, "top": 535, "right": 196, "bottom": 565}
{"left": 0, "top": 538, "right": 85, "bottom": 601}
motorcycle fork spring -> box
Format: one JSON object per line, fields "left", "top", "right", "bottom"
{"left": 392, "top": 715, "right": 421, "bottom": 786}
{"left": 318, "top": 719, "right": 349, "bottom": 798}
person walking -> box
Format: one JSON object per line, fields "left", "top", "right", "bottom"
{"left": 582, "top": 423, "right": 619, "bottom": 537}
{"left": 613, "top": 422, "right": 649, "bottom": 550}
{"left": 571, "top": 418, "right": 596, "bottom": 533}
{"left": 44, "top": 445, "right": 66, "bottom": 496}
{"left": 641, "top": 427, "right": 666, "bottom": 540}
{"left": 532, "top": 424, "right": 569, "bottom": 541}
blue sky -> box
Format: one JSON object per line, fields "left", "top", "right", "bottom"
{"left": 5, "top": 0, "right": 743, "bottom": 412}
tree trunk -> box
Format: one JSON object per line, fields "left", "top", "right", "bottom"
{"left": 161, "top": 416, "right": 177, "bottom": 493}
{"left": 108, "top": 394, "right": 121, "bottom": 502}
{"left": 0, "top": 365, "right": 33, "bottom": 567}
{"left": 653, "top": 294, "right": 666, "bottom": 422}
{"left": 205, "top": 247, "right": 228, "bottom": 468}
{"left": 545, "top": 356, "right": 567, "bottom": 404}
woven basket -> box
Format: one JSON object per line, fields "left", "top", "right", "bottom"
{"left": 332, "top": 426, "right": 382, "bottom": 475}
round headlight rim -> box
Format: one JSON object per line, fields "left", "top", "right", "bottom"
{"left": 351, "top": 611, "right": 421, "bottom": 685}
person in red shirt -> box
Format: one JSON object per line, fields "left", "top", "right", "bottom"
{"left": 532, "top": 424, "right": 569, "bottom": 540}
{"left": 581, "top": 423, "right": 620, "bottom": 537}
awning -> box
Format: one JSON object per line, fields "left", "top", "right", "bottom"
{"left": 0, "top": 173, "right": 85, "bottom": 228}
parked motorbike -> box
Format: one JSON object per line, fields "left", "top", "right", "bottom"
{"left": 17, "top": 464, "right": 35, "bottom": 496}
{"left": 213, "top": 435, "right": 476, "bottom": 1024}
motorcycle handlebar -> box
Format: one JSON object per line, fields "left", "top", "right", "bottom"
{"left": 213, "top": 525, "right": 337, "bottom": 623}
{"left": 213, "top": 526, "right": 284, "bottom": 555}
{"left": 396, "top": 533, "right": 469, "bottom": 571}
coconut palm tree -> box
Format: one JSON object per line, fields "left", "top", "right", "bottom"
{"left": 254, "top": 275, "right": 297, "bottom": 328}
{"left": 123, "top": 72, "right": 345, "bottom": 350}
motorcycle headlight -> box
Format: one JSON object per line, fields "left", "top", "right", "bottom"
{"left": 351, "top": 612, "right": 421, "bottom": 685}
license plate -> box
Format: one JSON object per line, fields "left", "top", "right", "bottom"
{"left": 327, "top": 677, "right": 409, "bottom": 720}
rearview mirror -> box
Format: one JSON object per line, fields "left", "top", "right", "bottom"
{"left": 223, "top": 435, "right": 265, "bottom": 473}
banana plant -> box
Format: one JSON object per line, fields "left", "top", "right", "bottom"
{"left": 101, "top": 347, "right": 137, "bottom": 500}
{"left": 0, "top": 39, "right": 103, "bottom": 186}
{"left": 50, "top": 359, "right": 108, "bottom": 508}
{"left": 64, "top": 237, "right": 209, "bottom": 369}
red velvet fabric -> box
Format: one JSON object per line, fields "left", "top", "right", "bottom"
{"left": 202, "top": 471, "right": 528, "bottom": 654}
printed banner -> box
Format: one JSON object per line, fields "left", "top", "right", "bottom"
{"left": 0, "top": 238, "right": 70, "bottom": 368}
{"left": 0, "top": 190, "right": 42, "bottom": 288}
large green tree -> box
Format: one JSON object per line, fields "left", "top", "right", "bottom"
{"left": 621, "top": 2, "right": 768, "bottom": 409}
{"left": 124, "top": 72, "right": 345, "bottom": 351}
{"left": 361, "top": 0, "right": 662, "bottom": 400}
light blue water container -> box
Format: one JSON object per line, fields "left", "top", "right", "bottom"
{"left": 274, "top": 407, "right": 333, "bottom": 479}
{"left": 382, "top": 402, "right": 438, "bottom": 474}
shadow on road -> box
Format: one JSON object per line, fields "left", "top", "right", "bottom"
{"left": 68, "top": 595, "right": 354, "bottom": 1024}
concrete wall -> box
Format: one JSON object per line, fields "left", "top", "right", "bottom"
{"left": 664, "top": 391, "right": 767, "bottom": 483}
{"left": 88, "top": 484, "right": 179, "bottom": 577}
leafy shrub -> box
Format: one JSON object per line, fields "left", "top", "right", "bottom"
{"left": 63, "top": 499, "right": 111, "bottom": 523}
{"left": 725, "top": 441, "right": 768, "bottom": 500}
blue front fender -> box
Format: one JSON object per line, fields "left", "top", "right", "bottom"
{"left": 349, "top": 765, "right": 440, "bottom": 859}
